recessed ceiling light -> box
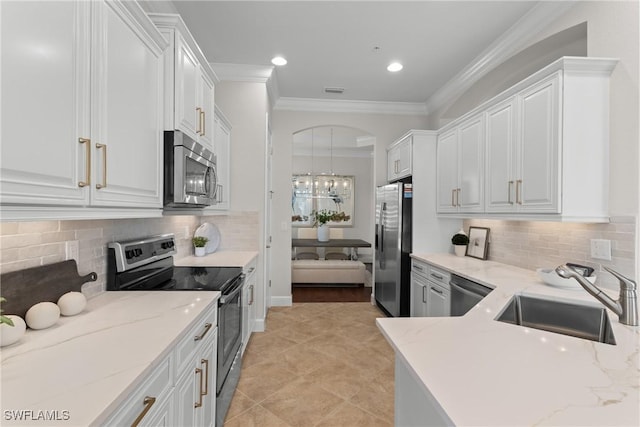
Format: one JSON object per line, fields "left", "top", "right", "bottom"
{"left": 387, "top": 62, "right": 403, "bottom": 72}
{"left": 271, "top": 56, "right": 287, "bottom": 66}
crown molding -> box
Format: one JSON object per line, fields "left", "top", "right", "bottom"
{"left": 210, "top": 63, "right": 274, "bottom": 83}
{"left": 274, "top": 97, "right": 428, "bottom": 115}
{"left": 424, "top": 1, "right": 577, "bottom": 115}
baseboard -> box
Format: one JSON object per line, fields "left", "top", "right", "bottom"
{"left": 270, "top": 296, "right": 293, "bottom": 307}
{"left": 253, "top": 318, "right": 265, "bottom": 332}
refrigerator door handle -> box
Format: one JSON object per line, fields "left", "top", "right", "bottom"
{"left": 378, "top": 202, "right": 386, "bottom": 269}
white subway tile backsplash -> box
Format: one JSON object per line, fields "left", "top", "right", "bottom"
{"left": 0, "top": 212, "right": 260, "bottom": 296}
{"left": 463, "top": 217, "right": 637, "bottom": 290}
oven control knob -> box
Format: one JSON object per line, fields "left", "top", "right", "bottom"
{"left": 125, "top": 250, "right": 134, "bottom": 259}
{"left": 134, "top": 248, "right": 143, "bottom": 257}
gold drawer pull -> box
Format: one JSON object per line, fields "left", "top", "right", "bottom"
{"left": 516, "top": 179, "right": 523, "bottom": 205}
{"left": 194, "top": 322, "right": 212, "bottom": 341}
{"left": 78, "top": 138, "right": 91, "bottom": 187}
{"left": 194, "top": 368, "right": 203, "bottom": 408}
{"left": 196, "top": 107, "right": 202, "bottom": 134}
{"left": 131, "top": 396, "right": 156, "bottom": 427}
{"left": 200, "top": 110, "right": 206, "bottom": 136}
{"left": 508, "top": 181, "right": 514, "bottom": 204}
{"left": 95, "top": 143, "right": 107, "bottom": 189}
{"left": 201, "top": 358, "right": 209, "bottom": 396}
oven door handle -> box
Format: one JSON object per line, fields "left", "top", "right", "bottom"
{"left": 219, "top": 276, "right": 244, "bottom": 305}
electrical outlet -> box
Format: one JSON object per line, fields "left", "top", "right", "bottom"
{"left": 590, "top": 239, "right": 612, "bottom": 261}
{"left": 65, "top": 240, "right": 79, "bottom": 261}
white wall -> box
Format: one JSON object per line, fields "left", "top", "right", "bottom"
{"left": 215, "top": 81, "right": 269, "bottom": 326}
{"left": 271, "top": 111, "right": 429, "bottom": 304}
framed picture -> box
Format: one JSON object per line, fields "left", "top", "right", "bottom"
{"left": 466, "top": 227, "right": 490, "bottom": 260}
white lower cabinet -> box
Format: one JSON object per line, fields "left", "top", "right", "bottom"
{"left": 411, "top": 260, "right": 451, "bottom": 317}
{"left": 175, "top": 329, "right": 217, "bottom": 427}
{"left": 103, "top": 353, "right": 174, "bottom": 426}
{"left": 105, "top": 303, "right": 218, "bottom": 427}
{"left": 241, "top": 258, "right": 258, "bottom": 355}
{"left": 0, "top": 1, "right": 166, "bottom": 212}
{"left": 396, "top": 357, "right": 453, "bottom": 426}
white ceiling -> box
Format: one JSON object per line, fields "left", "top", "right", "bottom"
{"left": 291, "top": 125, "right": 374, "bottom": 158}
{"left": 171, "top": 1, "right": 540, "bottom": 105}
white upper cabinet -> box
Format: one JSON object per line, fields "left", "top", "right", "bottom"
{"left": 0, "top": 0, "right": 167, "bottom": 216}
{"left": 441, "top": 57, "right": 617, "bottom": 222}
{"left": 91, "top": 1, "right": 165, "bottom": 208}
{"left": 436, "top": 114, "right": 484, "bottom": 213}
{"left": 387, "top": 134, "right": 412, "bottom": 182}
{"left": 149, "top": 14, "right": 218, "bottom": 152}
{"left": 487, "top": 74, "right": 561, "bottom": 214}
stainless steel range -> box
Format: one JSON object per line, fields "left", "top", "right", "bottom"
{"left": 107, "top": 234, "right": 243, "bottom": 427}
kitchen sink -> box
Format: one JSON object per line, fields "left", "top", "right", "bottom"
{"left": 496, "top": 294, "right": 616, "bottom": 345}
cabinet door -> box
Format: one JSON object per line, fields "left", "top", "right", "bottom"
{"left": 175, "top": 329, "right": 217, "bottom": 427}
{"left": 142, "top": 391, "right": 174, "bottom": 427}
{"left": 207, "top": 109, "right": 231, "bottom": 211}
{"left": 197, "top": 331, "right": 217, "bottom": 427}
{"left": 517, "top": 73, "right": 560, "bottom": 213}
{"left": 426, "top": 282, "right": 450, "bottom": 317}
{"left": 436, "top": 130, "right": 458, "bottom": 213}
{"left": 198, "top": 71, "right": 215, "bottom": 151}
{"left": 175, "top": 34, "right": 200, "bottom": 140}
{"left": 175, "top": 358, "right": 198, "bottom": 427}
{"left": 485, "top": 99, "right": 516, "bottom": 212}
{"left": 90, "top": 1, "right": 163, "bottom": 207}
{"left": 387, "top": 148, "right": 399, "bottom": 182}
{"left": 0, "top": 1, "right": 91, "bottom": 206}
{"left": 410, "top": 272, "right": 427, "bottom": 317}
{"left": 396, "top": 137, "right": 412, "bottom": 179}
{"left": 457, "top": 115, "right": 484, "bottom": 212}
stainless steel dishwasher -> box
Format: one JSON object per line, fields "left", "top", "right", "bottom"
{"left": 450, "top": 274, "right": 493, "bottom": 316}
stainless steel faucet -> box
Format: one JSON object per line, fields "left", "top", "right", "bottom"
{"left": 555, "top": 265, "right": 638, "bottom": 326}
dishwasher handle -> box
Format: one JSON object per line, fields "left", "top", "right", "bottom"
{"left": 449, "top": 276, "right": 493, "bottom": 298}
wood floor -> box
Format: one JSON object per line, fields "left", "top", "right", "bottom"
{"left": 292, "top": 285, "right": 372, "bottom": 303}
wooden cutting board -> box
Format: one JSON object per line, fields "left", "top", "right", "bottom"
{"left": 1, "top": 260, "right": 97, "bottom": 318}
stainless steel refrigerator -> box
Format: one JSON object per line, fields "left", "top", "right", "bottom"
{"left": 375, "top": 180, "right": 412, "bottom": 317}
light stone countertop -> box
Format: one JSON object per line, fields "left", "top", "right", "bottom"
{"left": 0, "top": 291, "right": 219, "bottom": 426}
{"left": 377, "top": 253, "right": 640, "bottom": 426}
{"left": 175, "top": 250, "right": 258, "bottom": 268}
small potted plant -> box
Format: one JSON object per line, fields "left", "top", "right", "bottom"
{"left": 192, "top": 236, "right": 209, "bottom": 257}
{"left": 451, "top": 230, "right": 469, "bottom": 257}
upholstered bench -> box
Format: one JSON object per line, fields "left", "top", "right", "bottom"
{"left": 291, "top": 259, "right": 366, "bottom": 285}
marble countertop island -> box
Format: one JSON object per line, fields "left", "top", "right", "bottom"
{"left": 0, "top": 291, "right": 219, "bottom": 426}
{"left": 377, "top": 253, "right": 640, "bottom": 426}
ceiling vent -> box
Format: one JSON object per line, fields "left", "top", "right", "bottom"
{"left": 324, "top": 87, "right": 345, "bottom": 94}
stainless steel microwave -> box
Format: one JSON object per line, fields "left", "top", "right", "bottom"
{"left": 164, "top": 131, "right": 217, "bottom": 207}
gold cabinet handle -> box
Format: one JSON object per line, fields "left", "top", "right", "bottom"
{"left": 78, "top": 138, "right": 91, "bottom": 187}
{"left": 201, "top": 358, "right": 209, "bottom": 396}
{"left": 194, "top": 322, "right": 212, "bottom": 341}
{"left": 131, "top": 396, "right": 156, "bottom": 427}
{"left": 95, "top": 143, "right": 107, "bottom": 189}
{"left": 456, "top": 188, "right": 461, "bottom": 207}
{"left": 194, "top": 368, "right": 203, "bottom": 408}
{"left": 249, "top": 284, "right": 254, "bottom": 305}
{"left": 508, "top": 181, "right": 514, "bottom": 205}
{"left": 196, "top": 107, "right": 202, "bottom": 135}
{"left": 451, "top": 189, "right": 456, "bottom": 207}
{"left": 516, "top": 179, "right": 523, "bottom": 205}
{"left": 200, "top": 110, "right": 206, "bottom": 136}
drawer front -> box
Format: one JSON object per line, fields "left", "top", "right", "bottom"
{"left": 427, "top": 265, "right": 450, "bottom": 288}
{"left": 175, "top": 304, "right": 218, "bottom": 375}
{"left": 105, "top": 353, "right": 174, "bottom": 426}
{"left": 411, "top": 259, "right": 429, "bottom": 278}
{"left": 243, "top": 257, "right": 258, "bottom": 276}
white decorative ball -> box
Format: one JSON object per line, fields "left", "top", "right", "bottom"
{"left": 1, "top": 315, "right": 27, "bottom": 347}
{"left": 25, "top": 302, "right": 60, "bottom": 330}
{"left": 57, "top": 292, "right": 87, "bottom": 316}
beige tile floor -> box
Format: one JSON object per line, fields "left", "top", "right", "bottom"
{"left": 224, "top": 303, "right": 394, "bottom": 427}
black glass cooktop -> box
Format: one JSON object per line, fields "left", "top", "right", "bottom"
{"left": 108, "top": 255, "right": 242, "bottom": 292}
